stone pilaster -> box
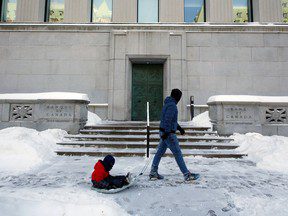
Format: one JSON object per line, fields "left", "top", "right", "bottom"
{"left": 64, "top": 0, "right": 91, "bottom": 23}
{"left": 206, "top": 0, "right": 233, "bottom": 23}
{"left": 159, "top": 0, "right": 184, "bottom": 23}
{"left": 253, "top": 0, "right": 282, "bottom": 22}
{"left": 15, "top": 0, "right": 46, "bottom": 22}
{"left": 112, "top": 0, "right": 137, "bottom": 23}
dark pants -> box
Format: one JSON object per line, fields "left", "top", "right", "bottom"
{"left": 92, "top": 175, "right": 128, "bottom": 190}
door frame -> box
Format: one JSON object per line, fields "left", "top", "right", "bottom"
{"left": 126, "top": 55, "right": 170, "bottom": 121}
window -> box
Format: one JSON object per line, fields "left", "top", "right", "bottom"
{"left": 283, "top": 0, "right": 288, "bottom": 23}
{"left": 138, "top": 0, "right": 158, "bottom": 23}
{"left": 233, "top": 0, "right": 252, "bottom": 23}
{"left": 184, "top": 0, "right": 205, "bottom": 23}
{"left": 1, "top": 0, "right": 17, "bottom": 22}
{"left": 47, "top": 0, "right": 64, "bottom": 22}
{"left": 92, "top": 0, "right": 112, "bottom": 22}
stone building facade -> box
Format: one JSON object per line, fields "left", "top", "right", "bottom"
{"left": 0, "top": 0, "right": 288, "bottom": 121}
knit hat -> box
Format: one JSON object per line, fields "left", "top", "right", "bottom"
{"left": 102, "top": 155, "right": 115, "bottom": 171}
{"left": 170, "top": 89, "right": 182, "bottom": 103}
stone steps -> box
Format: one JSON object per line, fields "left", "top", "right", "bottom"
{"left": 84, "top": 125, "right": 211, "bottom": 131}
{"left": 79, "top": 129, "right": 217, "bottom": 136}
{"left": 56, "top": 147, "right": 246, "bottom": 159}
{"left": 64, "top": 134, "right": 233, "bottom": 142}
{"left": 57, "top": 140, "right": 239, "bottom": 150}
{"left": 56, "top": 122, "right": 245, "bottom": 159}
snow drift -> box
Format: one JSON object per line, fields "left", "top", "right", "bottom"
{"left": 189, "top": 111, "right": 212, "bottom": 128}
{"left": 234, "top": 133, "right": 288, "bottom": 173}
{"left": 0, "top": 188, "right": 129, "bottom": 216}
{"left": 85, "top": 111, "right": 102, "bottom": 126}
{"left": 0, "top": 127, "right": 67, "bottom": 174}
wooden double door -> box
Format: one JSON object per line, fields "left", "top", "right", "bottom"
{"left": 131, "top": 64, "right": 163, "bottom": 121}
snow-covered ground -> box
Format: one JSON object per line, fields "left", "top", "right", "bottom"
{"left": 0, "top": 127, "right": 288, "bottom": 216}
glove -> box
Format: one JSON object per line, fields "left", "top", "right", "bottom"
{"left": 161, "top": 133, "right": 169, "bottom": 140}
{"left": 177, "top": 125, "right": 185, "bottom": 135}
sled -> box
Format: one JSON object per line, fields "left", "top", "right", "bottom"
{"left": 91, "top": 173, "right": 138, "bottom": 194}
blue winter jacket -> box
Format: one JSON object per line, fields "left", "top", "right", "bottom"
{"left": 160, "top": 96, "right": 179, "bottom": 134}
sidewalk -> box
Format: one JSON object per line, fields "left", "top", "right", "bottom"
{"left": 0, "top": 156, "right": 287, "bottom": 216}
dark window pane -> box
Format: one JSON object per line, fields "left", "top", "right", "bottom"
{"left": 283, "top": 0, "right": 288, "bottom": 23}
{"left": 233, "top": 0, "right": 249, "bottom": 23}
{"left": 138, "top": 0, "right": 158, "bottom": 23}
{"left": 92, "top": 0, "right": 112, "bottom": 22}
{"left": 184, "top": 0, "right": 205, "bottom": 23}
{"left": 49, "top": 0, "right": 64, "bottom": 22}
{"left": 2, "top": 0, "right": 17, "bottom": 22}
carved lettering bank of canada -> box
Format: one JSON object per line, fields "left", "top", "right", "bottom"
{"left": 224, "top": 106, "right": 253, "bottom": 123}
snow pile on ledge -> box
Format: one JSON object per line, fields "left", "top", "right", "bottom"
{"left": 0, "top": 127, "right": 67, "bottom": 174}
{"left": 207, "top": 95, "right": 288, "bottom": 103}
{"left": 86, "top": 111, "right": 102, "bottom": 126}
{"left": 233, "top": 133, "right": 288, "bottom": 173}
{"left": 189, "top": 111, "right": 212, "bottom": 128}
{"left": 0, "top": 92, "right": 90, "bottom": 101}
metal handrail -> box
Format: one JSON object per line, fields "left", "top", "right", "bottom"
{"left": 190, "top": 96, "right": 194, "bottom": 121}
{"left": 146, "top": 102, "right": 150, "bottom": 158}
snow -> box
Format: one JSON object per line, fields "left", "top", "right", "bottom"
{"left": 207, "top": 95, "right": 288, "bottom": 103}
{"left": 0, "top": 92, "right": 90, "bottom": 101}
{"left": 1, "top": 156, "right": 287, "bottom": 216}
{"left": 233, "top": 133, "right": 288, "bottom": 173}
{"left": 85, "top": 111, "right": 102, "bottom": 126}
{"left": 189, "top": 111, "right": 212, "bottom": 128}
{"left": 0, "top": 126, "right": 288, "bottom": 215}
{"left": 0, "top": 188, "right": 128, "bottom": 216}
{"left": 0, "top": 127, "right": 67, "bottom": 174}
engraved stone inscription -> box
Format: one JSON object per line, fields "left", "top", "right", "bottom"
{"left": 10, "top": 104, "right": 33, "bottom": 121}
{"left": 44, "top": 104, "right": 74, "bottom": 122}
{"left": 224, "top": 106, "right": 253, "bottom": 123}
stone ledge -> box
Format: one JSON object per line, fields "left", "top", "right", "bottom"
{"left": 0, "top": 23, "right": 288, "bottom": 33}
{"left": 0, "top": 92, "right": 90, "bottom": 134}
{"left": 208, "top": 95, "right": 288, "bottom": 136}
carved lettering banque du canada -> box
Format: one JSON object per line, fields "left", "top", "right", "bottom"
{"left": 44, "top": 104, "right": 74, "bottom": 121}
{"left": 224, "top": 106, "right": 253, "bottom": 123}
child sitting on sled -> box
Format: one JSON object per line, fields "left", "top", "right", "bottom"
{"left": 91, "top": 155, "right": 130, "bottom": 190}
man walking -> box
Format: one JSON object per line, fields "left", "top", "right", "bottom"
{"left": 149, "top": 89, "right": 200, "bottom": 181}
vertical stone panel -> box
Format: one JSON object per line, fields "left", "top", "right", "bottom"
{"left": 65, "top": 0, "right": 91, "bottom": 23}
{"left": 253, "top": 0, "right": 282, "bottom": 22}
{"left": 159, "top": 0, "right": 184, "bottom": 23}
{"left": 15, "top": 0, "right": 46, "bottom": 22}
{"left": 112, "top": 0, "right": 137, "bottom": 23}
{"left": 206, "top": 0, "right": 233, "bottom": 23}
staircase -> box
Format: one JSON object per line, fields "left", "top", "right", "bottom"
{"left": 56, "top": 122, "right": 246, "bottom": 159}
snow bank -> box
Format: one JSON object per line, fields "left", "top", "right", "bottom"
{"left": 0, "top": 127, "right": 67, "bottom": 174}
{"left": 189, "top": 111, "right": 212, "bottom": 128}
{"left": 85, "top": 111, "right": 102, "bottom": 126}
{"left": 0, "top": 188, "right": 128, "bottom": 216}
{"left": 233, "top": 133, "right": 288, "bottom": 173}
{"left": 0, "top": 92, "right": 90, "bottom": 101}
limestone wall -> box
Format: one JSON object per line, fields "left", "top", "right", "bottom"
{"left": 186, "top": 31, "right": 288, "bottom": 106}
{"left": 0, "top": 24, "right": 287, "bottom": 121}
{"left": 0, "top": 30, "right": 110, "bottom": 113}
